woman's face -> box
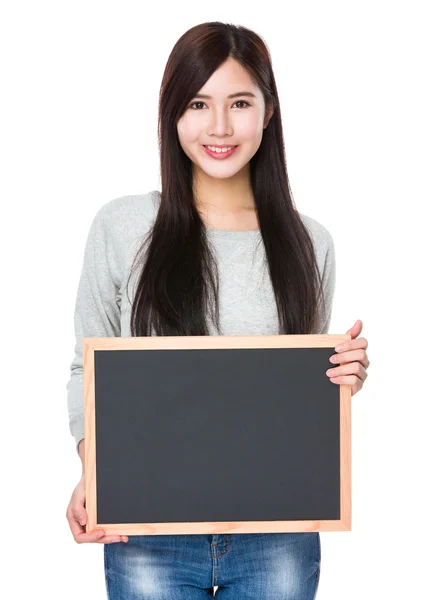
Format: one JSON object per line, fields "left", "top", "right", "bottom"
{"left": 177, "top": 57, "right": 273, "bottom": 181}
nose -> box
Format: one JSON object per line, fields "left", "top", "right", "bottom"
{"left": 207, "top": 106, "right": 234, "bottom": 138}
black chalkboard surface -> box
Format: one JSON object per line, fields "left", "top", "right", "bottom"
{"left": 83, "top": 334, "right": 351, "bottom": 535}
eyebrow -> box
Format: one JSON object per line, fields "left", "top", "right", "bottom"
{"left": 193, "top": 91, "right": 257, "bottom": 99}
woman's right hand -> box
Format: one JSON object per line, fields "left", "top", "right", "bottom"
{"left": 66, "top": 475, "right": 129, "bottom": 544}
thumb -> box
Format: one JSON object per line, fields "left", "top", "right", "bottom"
{"left": 346, "top": 319, "right": 362, "bottom": 338}
{"left": 75, "top": 497, "right": 87, "bottom": 526}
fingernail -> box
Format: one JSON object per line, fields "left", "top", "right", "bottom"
{"left": 335, "top": 344, "right": 344, "bottom": 351}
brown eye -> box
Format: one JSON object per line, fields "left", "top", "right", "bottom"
{"left": 189, "top": 100, "right": 251, "bottom": 110}
{"left": 233, "top": 100, "right": 250, "bottom": 108}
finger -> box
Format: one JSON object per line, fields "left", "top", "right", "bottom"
{"left": 329, "top": 374, "right": 362, "bottom": 388}
{"left": 327, "top": 363, "right": 367, "bottom": 380}
{"left": 330, "top": 375, "right": 363, "bottom": 396}
{"left": 345, "top": 320, "right": 363, "bottom": 336}
{"left": 73, "top": 523, "right": 127, "bottom": 544}
{"left": 329, "top": 349, "right": 368, "bottom": 369}
{"left": 337, "top": 337, "right": 368, "bottom": 353}
{"left": 71, "top": 505, "right": 88, "bottom": 527}
{"left": 68, "top": 512, "right": 105, "bottom": 541}
{"left": 95, "top": 535, "right": 127, "bottom": 544}
{"left": 97, "top": 533, "right": 129, "bottom": 543}
{"left": 75, "top": 530, "right": 109, "bottom": 544}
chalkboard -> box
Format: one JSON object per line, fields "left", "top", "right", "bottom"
{"left": 83, "top": 334, "right": 351, "bottom": 535}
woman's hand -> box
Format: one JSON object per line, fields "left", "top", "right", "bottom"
{"left": 66, "top": 474, "right": 129, "bottom": 544}
{"left": 326, "top": 319, "right": 369, "bottom": 396}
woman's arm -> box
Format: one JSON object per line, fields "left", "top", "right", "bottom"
{"left": 66, "top": 206, "right": 122, "bottom": 458}
{"left": 318, "top": 230, "right": 336, "bottom": 334}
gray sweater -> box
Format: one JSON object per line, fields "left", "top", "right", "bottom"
{"left": 67, "top": 190, "right": 336, "bottom": 454}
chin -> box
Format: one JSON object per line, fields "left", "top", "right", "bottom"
{"left": 198, "top": 164, "right": 246, "bottom": 180}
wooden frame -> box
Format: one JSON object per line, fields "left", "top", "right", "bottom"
{"left": 84, "top": 334, "right": 351, "bottom": 535}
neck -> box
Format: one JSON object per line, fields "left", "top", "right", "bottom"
{"left": 192, "top": 165, "right": 258, "bottom": 231}
{"left": 193, "top": 163, "right": 255, "bottom": 215}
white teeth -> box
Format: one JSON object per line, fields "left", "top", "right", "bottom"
{"left": 205, "top": 145, "right": 235, "bottom": 153}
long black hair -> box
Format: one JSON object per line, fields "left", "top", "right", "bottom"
{"left": 127, "top": 21, "right": 326, "bottom": 336}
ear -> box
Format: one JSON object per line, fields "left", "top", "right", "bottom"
{"left": 263, "top": 105, "right": 275, "bottom": 129}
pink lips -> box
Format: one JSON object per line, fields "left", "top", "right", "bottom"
{"left": 202, "top": 145, "right": 238, "bottom": 159}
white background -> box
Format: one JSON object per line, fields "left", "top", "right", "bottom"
{"left": 1, "top": 1, "right": 430, "bottom": 598}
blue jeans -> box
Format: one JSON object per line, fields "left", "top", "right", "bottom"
{"left": 104, "top": 532, "right": 321, "bottom": 599}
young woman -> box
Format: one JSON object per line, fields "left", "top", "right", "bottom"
{"left": 66, "top": 21, "right": 369, "bottom": 600}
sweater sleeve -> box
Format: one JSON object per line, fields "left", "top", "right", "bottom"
{"left": 66, "top": 207, "right": 121, "bottom": 455}
{"left": 318, "top": 231, "right": 336, "bottom": 334}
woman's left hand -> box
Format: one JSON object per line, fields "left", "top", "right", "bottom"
{"left": 326, "top": 320, "right": 369, "bottom": 396}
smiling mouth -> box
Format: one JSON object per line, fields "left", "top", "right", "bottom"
{"left": 202, "top": 145, "right": 239, "bottom": 158}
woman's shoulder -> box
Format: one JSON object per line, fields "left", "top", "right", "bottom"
{"left": 86, "top": 191, "right": 161, "bottom": 266}
{"left": 88, "top": 190, "right": 162, "bottom": 249}
{"left": 95, "top": 190, "right": 161, "bottom": 225}
{"left": 297, "top": 211, "right": 334, "bottom": 251}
